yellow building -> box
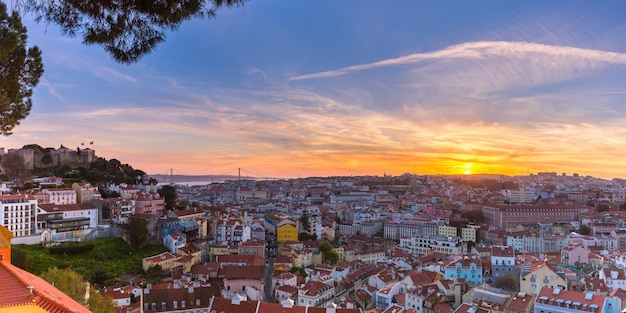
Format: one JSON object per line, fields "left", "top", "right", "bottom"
{"left": 462, "top": 225, "right": 480, "bottom": 243}
{"left": 438, "top": 225, "right": 458, "bottom": 238}
{"left": 277, "top": 218, "right": 298, "bottom": 243}
{"left": 332, "top": 246, "right": 345, "bottom": 262}
{"left": 520, "top": 261, "right": 567, "bottom": 296}
{"left": 209, "top": 244, "right": 230, "bottom": 257}
{"left": 141, "top": 252, "right": 178, "bottom": 271}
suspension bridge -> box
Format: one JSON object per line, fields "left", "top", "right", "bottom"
{"left": 149, "top": 167, "right": 282, "bottom": 184}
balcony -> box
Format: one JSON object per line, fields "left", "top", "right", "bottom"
{"left": 48, "top": 217, "right": 90, "bottom": 230}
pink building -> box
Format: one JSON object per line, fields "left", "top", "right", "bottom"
{"left": 221, "top": 266, "right": 264, "bottom": 300}
{"left": 590, "top": 222, "right": 618, "bottom": 235}
{"left": 482, "top": 203, "right": 582, "bottom": 228}
{"left": 133, "top": 192, "right": 165, "bottom": 216}
{"left": 561, "top": 243, "right": 590, "bottom": 266}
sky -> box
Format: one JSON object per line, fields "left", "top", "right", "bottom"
{"left": 4, "top": 1, "right": 626, "bottom": 179}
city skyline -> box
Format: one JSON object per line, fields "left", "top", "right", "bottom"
{"left": 4, "top": 1, "right": 626, "bottom": 179}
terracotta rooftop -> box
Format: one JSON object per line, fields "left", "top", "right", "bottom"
{"left": 39, "top": 202, "right": 96, "bottom": 213}
{"left": 0, "top": 259, "right": 91, "bottom": 312}
{"left": 505, "top": 292, "right": 534, "bottom": 312}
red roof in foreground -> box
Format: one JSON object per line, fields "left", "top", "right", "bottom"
{"left": 0, "top": 259, "right": 91, "bottom": 312}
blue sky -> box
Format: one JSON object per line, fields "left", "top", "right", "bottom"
{"left": 4, "top": 1, "right": 626, "bottom": 179}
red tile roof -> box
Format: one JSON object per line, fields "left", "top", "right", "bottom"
{"left": 505, "top": 292, "right": 534, "bottom": 312}
{"left": 0, "top": 260, "right": 91, "bottom": 312}
{"left": 221, "top": 266, "right": 264, "bottom": 280}
{"left": 38, "top": 202, "right": 96, "bottom": 212}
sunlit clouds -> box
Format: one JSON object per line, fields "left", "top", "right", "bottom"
{"left": 4, "top": 2, "right": 626, "bottom": 179}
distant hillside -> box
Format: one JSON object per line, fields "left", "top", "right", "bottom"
{"left": 1, "top": 143, "right": 148, "bottom": 185}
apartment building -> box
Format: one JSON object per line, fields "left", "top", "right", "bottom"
{"left": 534, "top": 287, "right": 617, "bottom": 313}
{"left": 42, "top": 188, "right": 77, "bottom": 205}
{"left": 0, "top": 194, "right": 37, "bottom": 237}
{"left": 482, "top": 203, "right": 581, "bottom": 228}
{"left": 400, "top": 234, "right": 465, "bottom": 255}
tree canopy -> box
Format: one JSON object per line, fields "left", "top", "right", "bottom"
{"left": 578, "top": 224, "right": 591, "bottom": 235}
{"left": 128, "top": 217, "right": 149, "bottom": 248}
{"left": 16, "top": 0, "right": 247, "bottom": 64}
{"left": 461, "top": 210, "right": 485, "bottom": 224}
{"left": 0, "top": 2, "right": 44, "bottom": 136}
{"left": 158, "top": 185, "right": 177, "bottom": 210}
{"left": 318, "top": 241, "right": 338, "bottom": 265}
{"left": 0, "top": 152, "right": 27, "bottom": 180}
{"left": 40, "top": 267, "right": 115, "bottom": 312}
{"left": 493, "top": 273, "right": 519, "bottom": 291}
{"left": 40, "top": 267, "right": 88, "bottom": 303}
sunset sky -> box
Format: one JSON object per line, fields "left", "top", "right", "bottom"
{"left": 4, "top": 1, "right": 626, "bottom": 179}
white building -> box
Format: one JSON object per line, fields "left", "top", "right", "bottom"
{"left": 297, "top": 280, "right": 335, "bottom": 308}
{"left": 164, "top": 232, "right": 187, "bottom": 254}
{"left": 301, "top": 206, "right": 323, "bottom": 240}
{"left": 505, "top": 189, "right": 535, "bottom": 203}
{"left": 384, "top": 220, "right": 439, "bottom": 240}
{"left": 399, "top": 234, "right": 465, "bottom": 255}
{"left": 37, "top": 203, "right": 98, "bottom": 240}
{"left": 42, "top": 188, "right": 77, "bottom": 205}
{"left": 0, "top": 194, "right": 38, "bottom": 237}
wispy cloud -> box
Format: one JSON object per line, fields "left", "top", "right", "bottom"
{"left": 288, "top": 41, "right": 626, "bottom": 81}
{"left": 38, "top": 78, "right": 67, "bottom": 104}
{"left": 92, "top": 66, "right": 137, "bottom": 83}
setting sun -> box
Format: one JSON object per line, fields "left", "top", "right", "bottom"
{"left": 462, "top": 163, "right": 473, "bottom": 175}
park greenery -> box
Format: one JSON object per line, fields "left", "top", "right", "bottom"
{"left": 11, "top": 237, "right": 168, "bottom": 286}
{"left": 41, "top": 267, "right": 117, "bottom": 313}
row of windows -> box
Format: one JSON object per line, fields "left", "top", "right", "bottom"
{"left": 4, "top": 222, "right": 29, "bottom": 229}
{"left": 3, "top": 205, "right": 26, "bottom": 210}
{"left": 144, "top": 299, "right": 200, "bottom": 311}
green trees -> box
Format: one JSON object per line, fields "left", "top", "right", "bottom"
{"left": 41, "top": 267, "right": 88, "bottom": 303}
{"left": 0, "top": 2, "right": 44, "bottom": 135}
{"left": 19, "top": 0, "right": 246, "bottom": 64}
{"left": 596, "top": 203, "right": 610, "bottom": 213}
{"left": 493, "top": 273, "right": 519, "bottom": 291}
{"left": 0, "top": 152, "right": 27, "bottom": 179}
{"left": 41, "top": 267, "right": 115, "bottom": 313}
{"left": 461, "top": 210, "right": 485, "bottom": 224}
{"left": 298, "top": 232, "right": 317, "bottom": 241}
{"left": 128, "top": 217, "right": 149, "bottom": 248}
{"left": 318, "top": 241, "right": 338, "bottom": 265}
{"left": 578, "top": 224, "right": 591, "bottom": 235}
{"left": 87, "top": 289, "right": 117, "bottom": 313}
{"left": 158, "top": 185, "right": 177, "bottom": 210}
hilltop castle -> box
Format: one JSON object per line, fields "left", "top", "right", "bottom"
{"left": 0, "top": 145, "right": 95, "bottom": 171}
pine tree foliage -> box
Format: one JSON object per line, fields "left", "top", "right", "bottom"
{"left": 0, "top": 2, "right": 43, "bottom": 135}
